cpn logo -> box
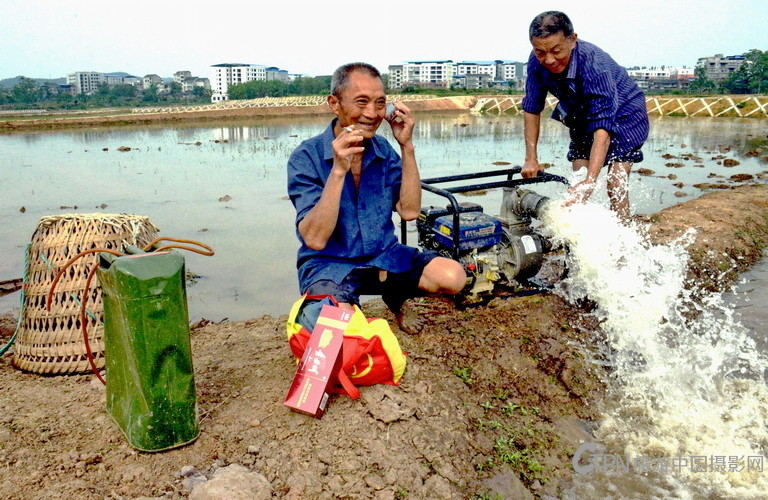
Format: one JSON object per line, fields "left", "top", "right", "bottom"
{"left": 572, "top": 441, "right": 606, "bottom": 475}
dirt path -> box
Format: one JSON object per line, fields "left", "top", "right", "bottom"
{"left": 1, "top": 184, "right": 767, "bottom": 499}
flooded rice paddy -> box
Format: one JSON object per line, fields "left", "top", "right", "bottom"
{"left": 0, "top": 112, "right": 765, "bottom": 322}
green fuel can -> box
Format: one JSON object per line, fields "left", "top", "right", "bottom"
{"left": 98, "top": 249, "right": 199, "bottom": 452}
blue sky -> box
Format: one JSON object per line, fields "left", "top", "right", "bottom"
{"left": 1, "top": 0, "right": 765, "bottom": 80}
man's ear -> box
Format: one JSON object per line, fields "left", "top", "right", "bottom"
{"left": 327, "top": 94, "right": 340, "bottom": 116}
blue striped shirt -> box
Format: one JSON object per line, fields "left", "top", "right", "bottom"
{"left": 522, "top": 40, "right": 649, "bottom": 149}
{"left": 287, "top": 120, "right": 418, "bottom": 292}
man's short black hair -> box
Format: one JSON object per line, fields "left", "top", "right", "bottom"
{"left": 529, "top": 11, "right": 574, "bottom": 40}
{"left": 331, "top": 63, "right": 382, "bottom": 97}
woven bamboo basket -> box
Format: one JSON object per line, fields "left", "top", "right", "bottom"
{"left": 12, "top": 213, "right": 159, "bottom": 374}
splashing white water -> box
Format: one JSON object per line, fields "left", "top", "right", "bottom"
{"left": 540, "top": 201, "right": 768, "bottom": 499}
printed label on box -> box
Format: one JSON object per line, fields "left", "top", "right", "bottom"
{"left": 284, "top": 305, "right": 352, "bottom": 418}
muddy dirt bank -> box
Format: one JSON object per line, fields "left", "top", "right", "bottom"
{"left": 0, "top": 97, "right": 477, "bottom": 134}
{"left": 0, "top": 184, "right": 767, "bottom": 499}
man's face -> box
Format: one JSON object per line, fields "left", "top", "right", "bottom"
{"left": 329, "top": 71, "right": 387, "bottom": 139}
{"left": 531, "top": 32, "right": 577, "bottom": 74}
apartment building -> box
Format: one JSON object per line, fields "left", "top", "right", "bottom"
{"left": 455, "top": 61, "right": 497, "bottom": 77}
{"left": 266, "top": 67, "right": 291, "bottom": 83}
{"left": 143, "top": 74, "right": 163, "bottom": 89}
{"left": 388, "top": 61, "right": 455, "bottom": 90}
{"left": 627, "top": 67, "right": 695, "bottom": 91}
{"left": 210, "top": 63, "right": 270, "bottom": 101}
{"left": 173, "top": 71, "right": 193, "bottom": 84}
{"left": 174, "top": 70, "right": 211, "bottom": 94}
{"left": 495, "top": 60, "right": 525, "bottom": 82}
{"left": 105, "top": 73, "right": 142, "bottom": 88}
{"left": 696, "top": 54, "right": 747, "bottom": 83}
{"left": 452, "top": 73, "right": 493, "bottom": 90}
{"left": 67, "top": 71, "right": 105, "bottom": 94}
{"left": 183, "top": 77, "right": 211, "bottom": 94}
{"left": 388, "top": 60, "right": 525, "bottom": 90}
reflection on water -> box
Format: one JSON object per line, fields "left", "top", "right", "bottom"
{"left": 0, "top": 113, "right": 765, "bottom": 322}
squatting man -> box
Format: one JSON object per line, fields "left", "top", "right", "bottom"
{"left": 287, "top": 62, "right": 466, "bottom": 333}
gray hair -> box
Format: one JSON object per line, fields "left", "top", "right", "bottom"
{"left": 330, "top": 63, "right": 382, "bottom": 96}
{"left": 529, "top": 11, "right": 575, "bottom": 40}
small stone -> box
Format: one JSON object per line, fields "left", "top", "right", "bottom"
{"left": 183, "top": 475, "right": 208, "bottom": 491}
{"left": 249, "top": 419, "right": 261, "bottom": 427}
{"left": 189, "top": 464, "right": 271, "bottom": 500}
{"left": 423, "top": 474, "right": 454, "bottom": 498}
{"left": 482, "top": 471, "right": 535, "bottom": 500}
{"left": 365, "top": 473, "right": 386, "bottom": 490}
{"left": 180, "top": 465, "right": 199, "bottom": 478}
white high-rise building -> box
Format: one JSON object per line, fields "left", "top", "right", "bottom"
{"left": 388, "top": 60, "right": 525, "bottom": 90}
{"left": 387, "top": 61, "right": 456, "bottom": 90}
{"left": 67, "top": 71, "right": 105, "bottom": 95}
{"left": 455, "top": 61, "right": 497, "bottom": 77}
{"left": 210, "top": 63, "right": 268, "bottom": 101}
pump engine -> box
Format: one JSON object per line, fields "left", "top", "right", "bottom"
{"left": 405, "top": 168, "right": 568, "bottom": 299}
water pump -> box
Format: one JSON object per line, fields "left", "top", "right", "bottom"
{"left": 403, "top": 168, "right": 568, "bottom": 299}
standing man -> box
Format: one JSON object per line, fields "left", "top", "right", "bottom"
{"left": 287, "top": 62, "right": 466, "bottom": 333}
{"left": 521, "top": 11, "right": 649, "bottom": 222}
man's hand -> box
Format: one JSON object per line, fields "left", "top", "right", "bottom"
{"left": 521, "top": 159, "right": 544, "bottom": 178}
{"left": 564, "top": 178, "right": 596, "bottom": 206}
{"left": 332, "top": 125, "right": 364, "bottom": 175}
{"left": 387, "top": 101, "right": 414, "bottom": 147}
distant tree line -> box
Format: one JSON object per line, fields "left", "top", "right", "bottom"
{"left": 227, "top": 76, "right": 332, "bottom": 99}
{"left": 0, "top": 77, "right": 213, "bottom": 110}
{"left": 1, "top": 50, "right": 765, "bottom": 110}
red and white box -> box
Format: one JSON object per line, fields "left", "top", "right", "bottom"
{"left": 284, "top": 305, "right": 352, "bottom": 418}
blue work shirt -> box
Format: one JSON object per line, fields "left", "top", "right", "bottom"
{"left": 287, "top": 119, "right": 419, "bottom": 292}
{"left": 522, "top": 40, "right": 649, "bottom": 150}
